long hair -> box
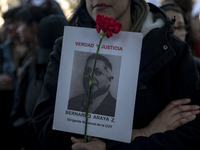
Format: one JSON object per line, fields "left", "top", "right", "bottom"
{"left": 69, "top": 0, "right": 137, "bottom": 28}
{"left": 69, "top": 0, "right": 95, "bottom": 28}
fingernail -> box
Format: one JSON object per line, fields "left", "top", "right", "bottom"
{"left": 191, "top": 115, "right": 196, "bottom": 119}
{"left": 195, "top": 110, "right": 200, "bottom": 114}
{"left": 185, "top": 99, "right": 191, "bottom": 102}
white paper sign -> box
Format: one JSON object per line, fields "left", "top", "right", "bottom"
{"left": 53, "top": 26, "right": 143, "bottom": 143}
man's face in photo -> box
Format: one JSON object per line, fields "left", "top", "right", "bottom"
{"left": 83, "top": 58, "right": 111, "bottom": 97}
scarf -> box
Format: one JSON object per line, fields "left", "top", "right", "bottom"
{"left": 131, "top": 0, "right": 149, "bottom": 32}
{"left": 131, "top": 0, "right": 165, "bottom": 36}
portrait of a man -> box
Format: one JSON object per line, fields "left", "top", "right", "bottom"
{"left": 68, "top": 52, "right": 120, "bottom": 117}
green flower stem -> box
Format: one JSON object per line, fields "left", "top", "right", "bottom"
{"left": 84, "top": 35, "right": 104, "bottom": 143}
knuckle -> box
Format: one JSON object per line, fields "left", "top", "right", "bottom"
{"left": 166, "top": 123, "right": 172, "bottom": 129}
{"left": 191, "top": 105, "right": 198, "bottom": 109}
{"left": 177, "top": 106, "right": 183, "bottom": 111}
{"left": 170, "top": 101, "right": 177, "bottom": 107}
{"left": 179, "top": 113, "right": 185, "bottom": 118}
{"left": 185, "top": 117, "right": 192, "bottom": 122}
{"left": 178, "top": 119, "right": 185, "bottom": 125}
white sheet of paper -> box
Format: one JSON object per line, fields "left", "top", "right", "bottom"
{"left": 53, "top": 26, "right": 143, "bottom": 143}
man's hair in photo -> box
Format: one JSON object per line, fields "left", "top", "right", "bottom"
{"left": 86, "top": 54, "right": 112, "bottom": 71}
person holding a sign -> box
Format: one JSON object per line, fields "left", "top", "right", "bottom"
{"left": 32, "top": 0, "right": 200, "bottom": 149}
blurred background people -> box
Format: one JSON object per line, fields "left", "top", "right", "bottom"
{"left": 192, "top": 0, "right": 200, "bottom": 57}
{"left": 22, "top": 0, "right": 66, "bottom": 17}
{"left": 5, "top": 14, "right": 68, "bottom": 150}
{"left": 15, "top": 5, "right": 48, "bottom": 77}
{"left": 146, "top": 0, "right": 161, "bottom": 7}
{"left": 0, "top": 6, "right": 24, "bottom": 98}
{"left": 192, "top": 0, "right": 200, "bottom": 23}
{"left": 0, "top": 4, "right": 59, "bottom": 150}
{"left": 161, "top": 0, "right": 200, "bottom": 57}
{"left": 0, "top": 1, "right": 69, "bottom": 149}
{"left": 160, "top": 4, "right": 188, "bottom": 42}
{"left": 0, "top": 6, "right": 27, "bottom": 148}
{"left": 1, "top": 4, "right": 46, "bottom": 150}
{"left": 160, "top": 4, "right": 200, "bottom": 73}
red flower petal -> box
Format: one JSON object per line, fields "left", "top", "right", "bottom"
{"left": 95, "top": 14, "right": 122, "bottom": 38}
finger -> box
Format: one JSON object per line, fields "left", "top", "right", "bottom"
{"left": 163, "top": 99, "right": 191, "bottom": 112}
{"left": 91, "top": 138, "right": 99, "bottom": 141}
{"left": 172, "top": 110, "right": 200, "bottom": 122}
{"left": 172, "top": 114, "right": 197, "bottom": 129}
{"left": 71, "top": 137, "right": 84, "bottom": 144}
{"left": 72, "top": 143, "right": 87, "bottom": 150}
{"left": 170, "top": 105, "right": 200, "bottom": 116}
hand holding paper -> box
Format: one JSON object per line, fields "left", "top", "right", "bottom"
{"left": 71, "top": 137, "right": 106, "bottom": 150}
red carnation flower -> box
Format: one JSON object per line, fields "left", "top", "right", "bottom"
{"left": 95, "top": 14, "right": 122, "bottom": 38}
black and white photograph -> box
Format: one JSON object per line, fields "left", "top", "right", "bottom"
{"left": 68, "top": 51, "right": 122, "bottom": 117}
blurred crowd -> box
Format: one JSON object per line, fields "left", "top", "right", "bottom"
{"left": 148, "top": 0, "right": 200, "bottom": 58}
{"left": 0, "top": 0, "right": 200, "bottom": 150}
{"left": 0, "top": 0, "right": 68, "bottom": 149}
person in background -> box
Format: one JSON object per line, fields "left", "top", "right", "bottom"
{"left": 15, "top": 5, "right": 56, "bottom": 77}
{"left": 160, "top": 4, "right": 188, "bottom": 41}
{"left": 146, "top": 0, "right": 161, "bottom": 7}
{"left": 5, "top": 14, "right": 68, "bottom": 150}
{"left": 192, "top": 0, "right": 200, "bottom": 58}
{"left": 0, "top": 6, "right": 25, "bottom": 99}
{"left": 161, "top": 0, "right": 174, "bottom": 6}
{"left": 32, "top": 0, "right": 200, "bottom": 149}
{"left": 0, "top": 27, "right": 6, "bottom": 44}
{"left": 162, "top": 0, "right": 200, "bottom": 57}
{"left": 1, "top": 5, "right": 47, "bottom": 150}
{"left": 0, "top": 6, "right": 27, "bottom": 149}
{"left": 192, "top": 0, "right": 200, "bottom": 26}
{"left": 160, "top": 4, "right": 200, "bottom": 73}
{"left": 22, "top": 0, "right": 66, "bottom": 18}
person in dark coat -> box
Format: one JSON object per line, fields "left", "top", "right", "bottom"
{"left": 0, "top": 6, "right": 26, "bottom": 149}
{"left": 32, "top": 0, "right": 200, "bottom": 150}
{"left": 5, "top": 15, "right": 68, "bottom": 150}
{"left": 160, "top": 4, "right": 200, "bottom": 73}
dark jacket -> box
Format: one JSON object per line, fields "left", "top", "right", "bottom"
{"left": 5, "top": 56, "right": 46, "bottom": 150}
{"left": 0, "top": 39, "right": 16, "bottom": 84}
{"left": 6, "top": 15, "right": 68, "bottom": 150}
{"left": 32, "top": 4, "right": 200, "bottom": 150}
{"left": 0, "top": 39, "right": 13, "bottom": 73}
{"left": 0, "top": 39, "right": 15, "bottom": 149}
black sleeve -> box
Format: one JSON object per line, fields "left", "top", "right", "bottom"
{"left": 106, "top": 40, "right": 200, "bottom": 150}
{"left": 0, "top": 46, "right": 3, "bottom": 73}
{"left": 32, "top": 37, "right": 79, "bottom": 150}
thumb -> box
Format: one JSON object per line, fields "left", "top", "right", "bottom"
{"left": 71, "top": 137, "right": 84, "bottom": 144}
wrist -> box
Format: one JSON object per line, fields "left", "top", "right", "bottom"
{"left": 131, "top": 129, "right": 149, "bottom": 141}
{"left": 140, "top": 128, "right": 150, "bottom": 137}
